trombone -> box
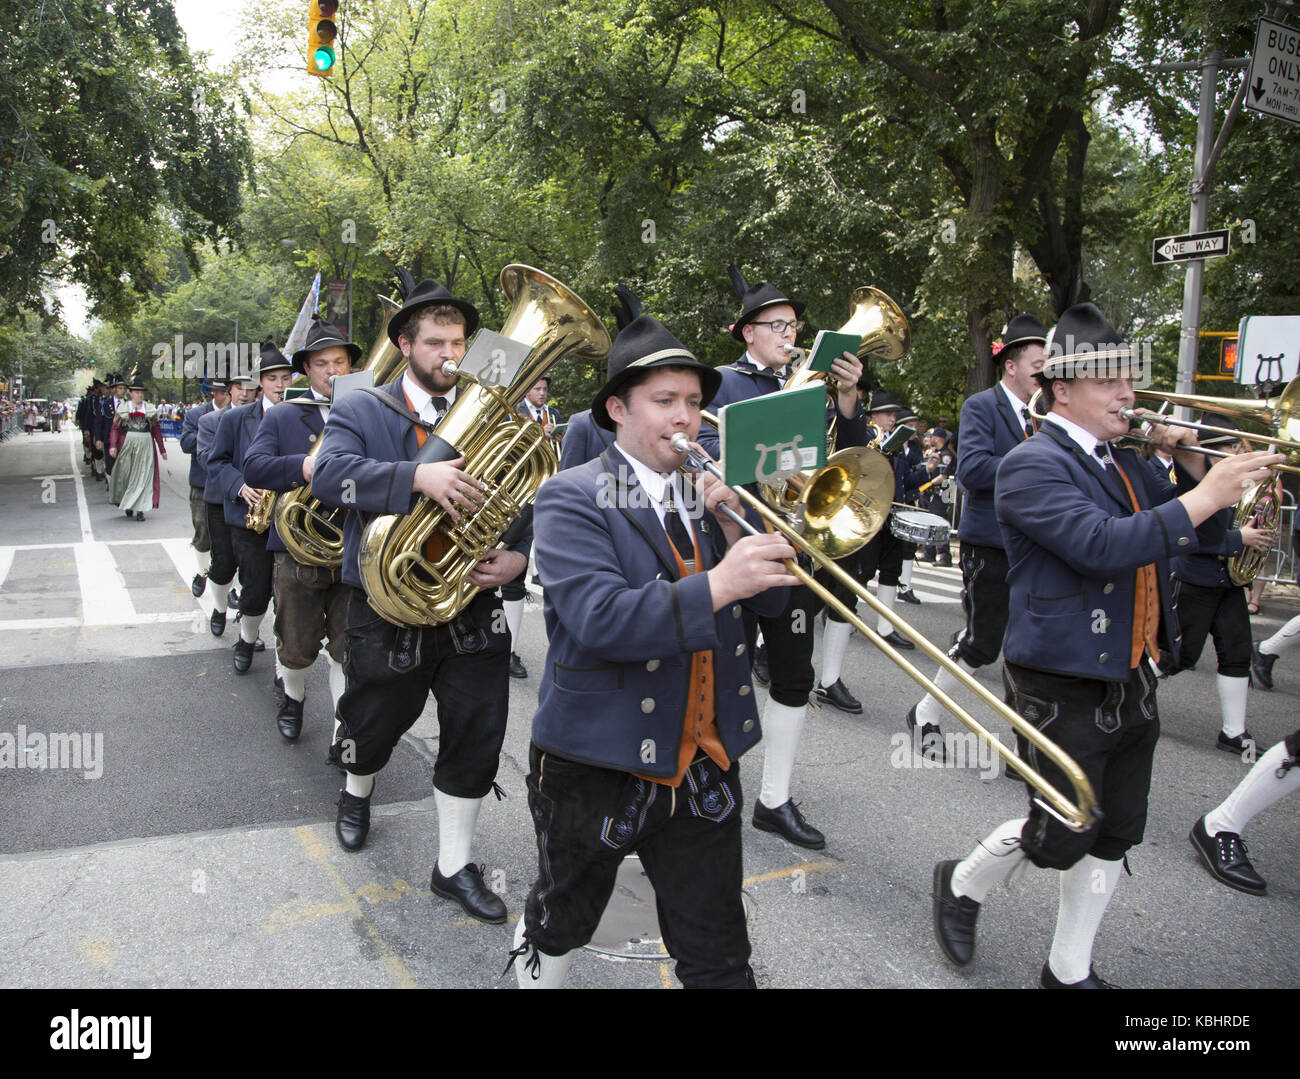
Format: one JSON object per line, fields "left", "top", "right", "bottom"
{"left": 673, "top": 420, "right": 1100, "bottom": 834}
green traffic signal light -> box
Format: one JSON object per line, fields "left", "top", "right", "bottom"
{"left": 313, "top": 43, "right": 335, "bottom": 71}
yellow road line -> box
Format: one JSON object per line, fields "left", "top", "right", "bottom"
{"left": 743, "top": 859, "right": 836, "bottom": 887}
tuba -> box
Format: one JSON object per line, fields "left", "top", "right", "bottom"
{"left": 1228, "top": 479, "right": 1281, "bottom": 586}
{"left": 245, "top": 489, "right": 277, "bottom": 534}
{"left": 358, "top": 265, "right": 611, "bottom": 626}
{"left": 275, "top": 296, "right": 407, "bottom": 567}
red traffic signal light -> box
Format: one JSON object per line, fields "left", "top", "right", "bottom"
{"left": 307, "top": 0, "right": 339, "bottom": 77}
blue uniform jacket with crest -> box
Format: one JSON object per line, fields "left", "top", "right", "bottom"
{"left": 208, "top": 399, "right": 271, "bottom": 529}
{"left": 530, "top": 447, "right": 785, "bottom": 779}
{"left": 312, "top": 378, "right": 531, "bottom": 590}
{"left": 956, "top": 385, "right": 1031, "bottom": 547}
{"left": 180, "top": 401, "right": 213, "bottom": 488}
{"left": 996, "top": 421, "right": 1198, "bottom": 682}
{"left": 243, "top": 399, "right": 328, "bottom": 553}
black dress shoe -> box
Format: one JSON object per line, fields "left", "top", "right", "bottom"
{"left": 1251, "top": 642, "right": 1277, "bottom": 690}
{"left": 751, "top": 644, "right": 770, "bottom": 687}
{"left": 135, "top": 511, "right": 145, "bottom": 521}
{"left": 233, "top": 638, "right": 255, "bottom": 674}
{"left": 1189, "top": 816, "right": 1266, "bottom": 895}
{"left": 191, "top": 573, "right": 207, "bottom": 598}
{"left": 277, "top": 695, "right": 304, "bottom": 740}
{"left": 1216, "top": 731, "right": 1258, "bottom": 757}
{"left": 897, "top": 586, "right": 922, "bottom": 605}
{"left": 335, "top": 790, "right": 371, "bottom": 851}
{"left": 815, "top": 679, "right": 863, "bottom": 715}
{"left": 326, "top": 742, "right": 345, "bottom": 769}
{"left": 431, "top": 863, "right": 507, "bottom": 923}
{"left": 209, "top": 609, "right": 226, "bottom": 637}
{"left": 936, "top": 555, "right": 952, "bottom": 567}
{"left": 880, "top": 629, "right": 915, "bottom": 650}
{"left": 906, "top": 705, "right": 947, "bottom": 763}
{"left": 752, "top": 799, "right": 826, "bottom": 850}
{"left": 228, "top": 588, "right": 240, "bottom": 610}
{"left": 1040, "top": 962, "right": 1117, "bottom": 989}
{"left": 932, "top": 859, "right": 980, "bottom": 966}
{"left": 252, "top": 639, "right": 266, "bottom": 653}
{"left": 509, "top": 652, "right": 528, "bottom": 679}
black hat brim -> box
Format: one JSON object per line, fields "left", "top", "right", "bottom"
{"left": 591, "top": 354, "right": 723, "bottom": 431}
{"left": 387, "top": 299, "right": 480, "bottom": 347}
{"left": 731, "top": 297, "right": 807, "bottom": 342}
{"left": 291, "top": 340, "right": 363, "bottom": 376}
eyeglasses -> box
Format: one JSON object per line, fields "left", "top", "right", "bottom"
{"left": 750, "top": 319, "right": 804, "bottom": 335}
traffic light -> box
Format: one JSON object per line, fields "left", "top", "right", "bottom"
{"left": 307, "top": 0, "right": 339, "bottom": 77}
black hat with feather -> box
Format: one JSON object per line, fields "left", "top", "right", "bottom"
{"left": 386, "top": 267, "right": 480, "bottom": 347}
{"left": 728, "top": 263, "right": 806, "bottom": 343}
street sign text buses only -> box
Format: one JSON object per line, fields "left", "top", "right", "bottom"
{"left": 1247, "top": 16, "right": 1300, "bottom": 125}
{"left": 1151, "top": 229, "right": 1231, "bottom": 265}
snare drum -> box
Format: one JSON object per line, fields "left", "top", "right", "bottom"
{"left": 890, "top": 508, "right": 950, "bottom": 546}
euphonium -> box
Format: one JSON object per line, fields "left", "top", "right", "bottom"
{"left": 358, "top": 265, "right": 612, "bottom": 626}
{"left": 246, "top": 489, "right": 277, "bottom": 534}
{"left": 1228, "top": 479, "right": 1281, "bottom": 586}
{"left": 276, "top": 295, "right": 407, "bottom": 567}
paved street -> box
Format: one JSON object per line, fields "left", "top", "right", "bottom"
{"left": 1, "top": 427, "right": 1296, "bottom": 990}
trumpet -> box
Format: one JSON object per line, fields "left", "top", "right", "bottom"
{"left": 672, "top": 424, "right": 1099, "bottom": 833}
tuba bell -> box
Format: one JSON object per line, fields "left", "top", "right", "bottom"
{"left": 275, "top": 295, "right": 407, "bottom": 567}
{"left": 1228, "top": 478, "right": 1281, "bottom": 586}
{"left": 358, "top": 265, "right": 611, "bottom": 626}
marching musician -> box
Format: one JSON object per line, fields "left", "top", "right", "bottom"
{"left": 893, "top": 402, "right": 925, "bottom": 605}
{"left": 312, "top": 278, "right": 525, "bottom": 925}
{"left": 181, "top": 380, "right": 231, "bottom": 600}
{"left": 917, "top": 426, "right": 955, "bottom": 564}
{"left": 1157, "top": 413, "right": 1273, "bottom": 756}
{"left": 243, "top": 323, "right": 357, "bottom": 745}
{"left": 696, "top": 265, "right": 866, "bottom": 851}
{"left": 510, "top": 290, "right": 795, "bottom": 988}
{"left": 906, "top": 315, "right": 1046, "bottom": 762}
{"left": 516, "top": 375, "right": 563, "bottom": 440}
{"left": 199, "top": 379, "right": 251, "bottom": 637}
{"left": 208, "top": 342, "right": 294, "bottom": 674}
{"left": 931, "top": 302, "right": 1282, "bottom": 988}
{"left": 557, "top": 407, "right": 615, "bottom": 470}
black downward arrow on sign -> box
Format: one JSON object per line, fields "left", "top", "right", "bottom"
{"left": 1253, "top": 76, "right": 1266, "bottom": 102}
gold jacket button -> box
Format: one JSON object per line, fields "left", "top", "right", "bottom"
{"left": 645, "top": 659, "right": 660, "bottom": 672}
{"left": 739, "top": 684, "right": 751, "bottom": 696}
{"left": 640, "top": 698, "right": 655, "bottom": 714}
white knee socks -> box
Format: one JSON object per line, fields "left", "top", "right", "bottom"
{"left": 820, "top": 620, "right": 852, "bottom": 688}
{"left": 1206, "top": 740, "right": 1300, "bottom": 836}
{"left": 1260, "top": 614, "right": 1300, "bottom": 657}
{"left": 504, "top": 598, "right": 525, "bottom": 653}
{"left": 513, "top": 916, "right": 573, "bottom": 989}
{"left": 207, "top": 580, "right": 229, "bottom": 614}
{"left": 1047, "top": 855, "right": 1121, "bottom": 984}
{"left": 280, "top": 665, "right": 307, "bottom": 703}
{"left": 345, "top": 771, "right": 375, "bottom": 798}
{"left": 1216, "top": 674, "right": 1248, "bottom": 740}
{"left": 239, "top": 612, "right": 263, "bottom": 645}
{"left": 327, "top": 657, "right": 346, "bottom": 736}
{"left": 435, "top": 789, "right": 483, "bottom": 878}
{"left": 759, "top": 700, "right": 806, "bottom": 809}
{"left": 916, "top": 658, "right": 975, "bottom": 727}
{"left": 952, "top": 818, "right": 1028, "bottom": 902}
{"left": 876, "top": 584, "right": 898, "bottom": 636}
{"left": 900, "top": 561, "right": 913, "bottom": 588}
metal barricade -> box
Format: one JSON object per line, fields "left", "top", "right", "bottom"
{"left": 1257, "top": 489, "right": 1296, "bottom": 585}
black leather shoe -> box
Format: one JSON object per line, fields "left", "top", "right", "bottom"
{"left": 936, "top": 555, "right": 952, "bottom": 567}
{"left": 751, "top": 644, "right": 770, "bottom": 687}
{"left": 1251, "top": 642, "right": 1277, "bottom": 690}
{"left": 228, "top": 588, "right": 240, "bottom": 611}
{"left": 326, "top": 742, "right": 345, "bottom": 769}
{"left": 1189, "top": 816, "right": 1266, "bottom": 895}
{"left": 233, "top": 639, "right": 255, "bottom": 674}
{"left": 252, "top": 639, "right": 266, "bottom": 653}
{"left": 1040, "top": 962, "right": 1117, "bottom": 989}
{"left": 1216, "top": 731, "right": 1258, "bottom": 757}
{"left": 815, "top": 679, "right": 863, "bottom": 715}
{"left": 752, "top": 799, "right": 826, "bottom": 850}
{"left": 906, "top": 705, "right": 947, "bottom": 763}
{"left": 277, "top": 695, "right": 304, "bottom": 740}
{"left": 209, "top": 609, "right": 226, "bottom": 637}
{"left": 135, "top": 510, "right": 145, "bottom": 521}
{"left": 191, "top": 573, "right": 206, "bottom": 598}
{"left": 335, "top": 790, "right": 371, "bottom": 851}
{"left": 509, "top": 652, "right": 528, "bottom": 679}
{"left": 881, "top": 630, "right": 915, "bottom": 651}
{"left": 932, "top": 859, "right": 979, "bottom": 966}
{"left": 897, "top": 586, "right": 921, "bottom": 605}
{"left": 431, "top": 863, "right": 507, "bottom": 924}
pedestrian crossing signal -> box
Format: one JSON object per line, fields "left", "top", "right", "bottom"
{"left": 307, "top": 0, "right": 338, "bottom": 77}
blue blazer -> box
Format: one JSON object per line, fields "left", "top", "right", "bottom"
{"left": 208, "top": 399, "right": 270, "bottom": 529}
{"left": 531, "top": 447, "right": 785, "bottom": 778}
{"left": 956, "top": 385, "right": 1031, "bottom": 547}
{"left": 313, "top": 379, "right": 531, "bottom": 590}
{"left": 997, "top": 421, "right": 1198, "bottom": 682}
{"left": 557, "top": 409, "right": 615, "bottom": 470}
{"left": 198, "top": 409, "right": 229, "bottom": 504}
{"left": 180, "top": 401, "right": 213, "bottom": 488}
{"left": 243, "top": 399, "right": 327, "bottom": 553}
{"left": 1172, "top": 504, "right": 1244, "bottom": 588}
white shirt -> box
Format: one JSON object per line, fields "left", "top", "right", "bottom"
{"left": 613, "top": 444, "right": 694, "bottom": 535}
{"left": 1044, "top": 413, "right": 1110, "bottom": 468}
{"left": 401, "top": 373, "right": 457, "bottom": 426}
{"left": 998, "top": 380, "right": 1032, "bottom": 431}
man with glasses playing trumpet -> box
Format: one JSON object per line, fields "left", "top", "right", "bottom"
{"left": 932, "top": 302, "right": 1283, "bottom": 988}
{"left": 696, "top": 265, "right": 867, "bottom": 851}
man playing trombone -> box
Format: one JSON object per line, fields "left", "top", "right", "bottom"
{"left": 932, "top": 302, "right": 1283, "bottom": 988}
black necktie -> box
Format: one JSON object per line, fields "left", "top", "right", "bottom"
{"left": 430, "top": 396, "right": 448, "bottom": 423}
{"left": 662, "top": 483, "right": 695, "bottom": 569}
{"left": 1094, "top": 443, "right": 1111, "bottom": 469}
{"left": 1021, "top": 407, "right": 1034, "bottom": 439}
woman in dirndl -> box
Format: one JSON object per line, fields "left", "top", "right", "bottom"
{"left": 109, "top": 376, "right": 167, "bottom": 521}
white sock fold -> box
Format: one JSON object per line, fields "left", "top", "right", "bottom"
{"left": 876, "top": 584, "right": 898, "bottom": 636}
{"left": 820, "top": 619, "right": 852, "bottom": 688}
{"left": 1048, "top": 855, "right": 1121, "bottom": 984}
{"left": 207, "top": 580, "right": 229, "bottom": 614}
{"left": 759, "top": 700, "right": 806, "bottom": 809}
{"left": 1261, "top": 614, "right": 1300, "bottom": 657}
{"left": 1205, "top": 740, "right": 1300, "bottom": 836}
{"left": 1216, "top": 674, "right": 1249, "bottom": 740}
{"left": 239, "top": 613, "right": 263, "bottom": 645}
{"left": 504, "top": 598, "right": 525, "bottom": 653}
{"left": 280, "top": 664, "right": 307, "bottom": 703}
{"left": 916, "top": 659, "right": 973, "bottom": 727}
{"left": 435, "top": 789, "right": 483, "bottom": 878}
{"left": 345, "top": 771, "right": 375, "bottom": 798}
{"left": 951, "top": 817, "right": 1028, "bottom": 903}
{"left": 327, "top": 657, "right": 346, "bottom": 713}
{"left": 513, "top": 915, "right": 573, "bottom": 989}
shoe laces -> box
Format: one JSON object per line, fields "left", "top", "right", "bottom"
{"left": 1215, "top": 831, "right": 1250, "bottom": 866}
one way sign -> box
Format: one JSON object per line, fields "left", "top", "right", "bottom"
{"left": 1151, "top": 229, "right": 1231, "bottom": 265}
